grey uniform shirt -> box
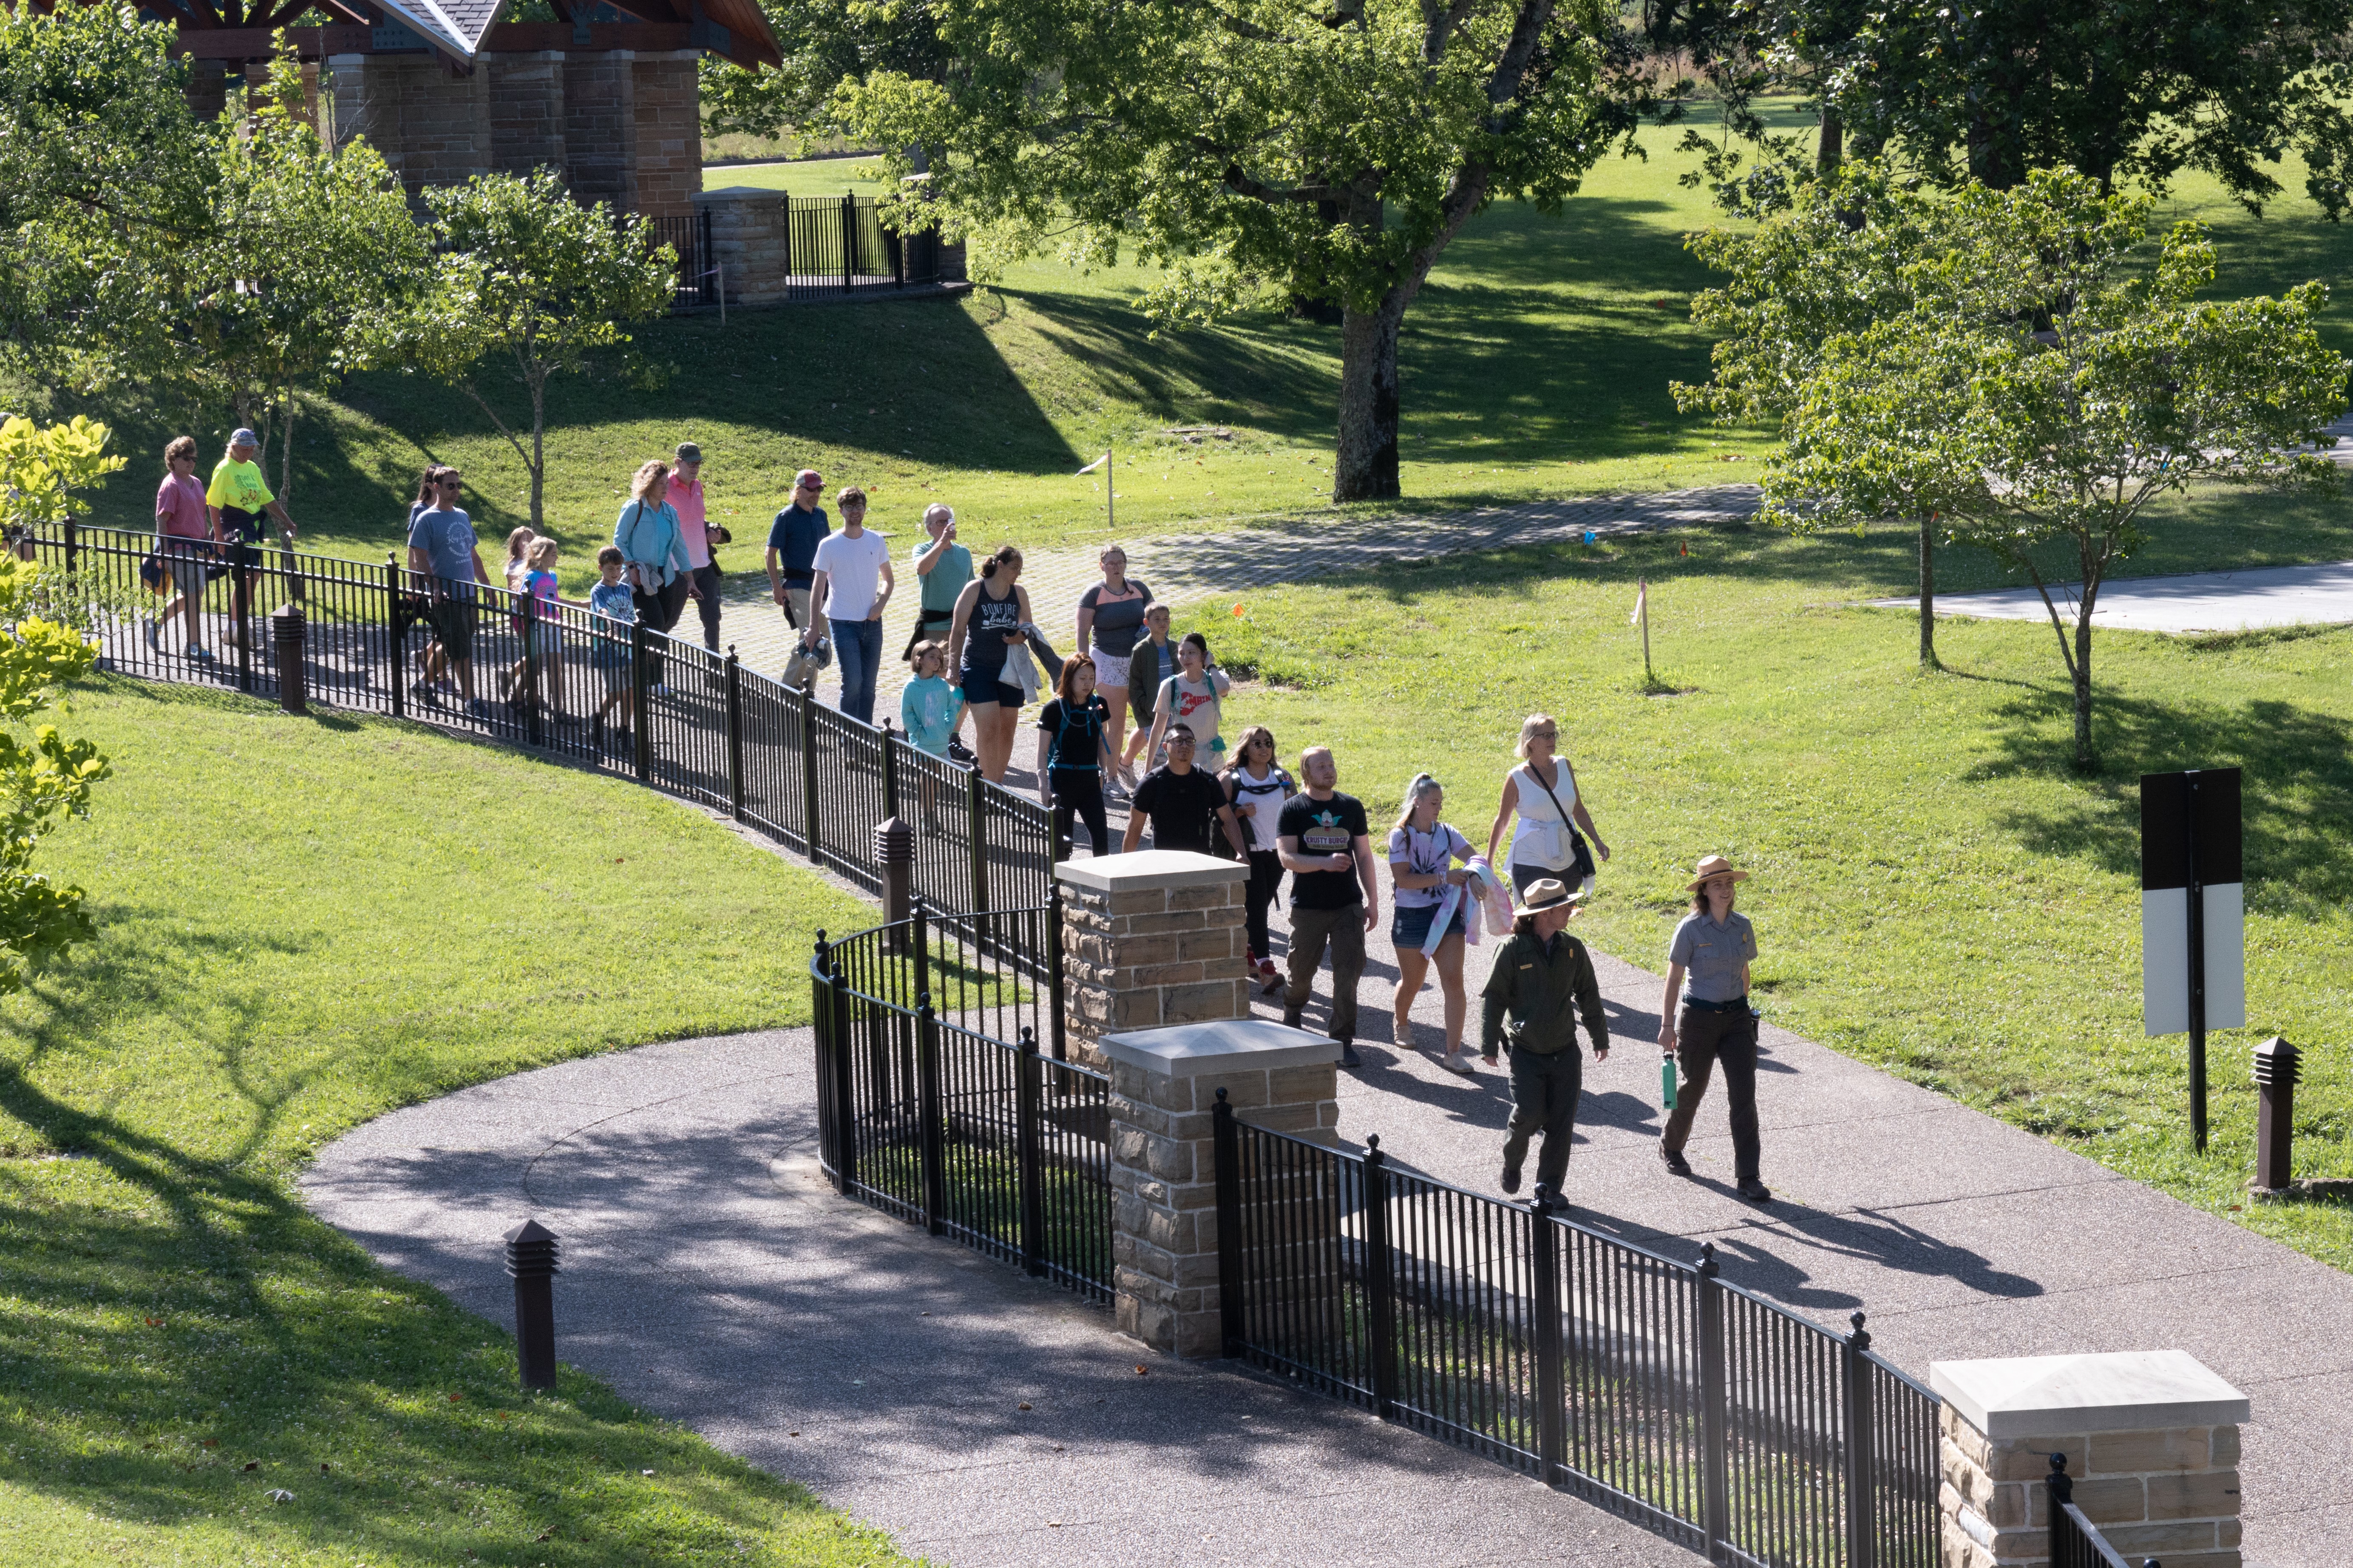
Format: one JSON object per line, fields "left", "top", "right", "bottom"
{"left": 1669, "top": 910, "right": 1757, "bottom": 1003}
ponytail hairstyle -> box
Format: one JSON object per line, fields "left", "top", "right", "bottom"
{"left": 505, "top": 526, "right": 536, "bottom": 565}
{"left": 1179, "top": 631, "right": 1211, "bottom": 666}
{"left": 1393, "top": 772, "right": 1443, "bottom": 836}
{"left": 981, "top": 543, "right": 1023, "bottom": 580}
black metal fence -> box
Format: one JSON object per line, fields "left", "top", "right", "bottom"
{"left": 811, "top": 906, "right": 1109, "bottom": 1302}
{"left": 2050, "top": 1457, "right": 2157, "bottom": 1568}
{"left": 43, "top": 521, "right": 1051, "bottom": 907}
{"left": 1213, "top": 1105, "right": 1943, "bottom": 1568}
{"left": 644, "top": 209, "right": 718, "bottom": 310}
{"left": 781, "top": 193, "right": 965, "bottom": 300}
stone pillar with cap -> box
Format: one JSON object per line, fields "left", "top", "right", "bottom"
{"left": 1056, "top": 850, "right": 1251, "bottom": 1065}
{"left": 1099, "top": 1016, "right": 1338, "bottom": 1358}
{"left": 1932, "top": 1348, "right": 2248, "bottom": 1568}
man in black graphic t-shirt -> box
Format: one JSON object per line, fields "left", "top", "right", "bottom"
{"left": 1123, "top": 725, "right": 1247, "bottom": 856}
{"left": 1276, "top": 745, "right": 1377, "bottom": 1068}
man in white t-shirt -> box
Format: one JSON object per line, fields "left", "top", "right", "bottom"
{"left": 803, "top": 485, "right": 895, "bottom": 725}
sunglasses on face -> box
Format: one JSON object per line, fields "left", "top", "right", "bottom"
{"left": 798, "top": 481, "right": 822, "bottom": 491}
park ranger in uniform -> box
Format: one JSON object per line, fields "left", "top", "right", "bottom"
{"left": 1479, "top": 877, "right": 1609, "bottom": 1197}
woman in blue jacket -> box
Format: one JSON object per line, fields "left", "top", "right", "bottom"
{"left": 614, "top": 459, "right": 695, "bottom": 692}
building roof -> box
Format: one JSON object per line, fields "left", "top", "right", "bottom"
{"left": 134, "top": 0, "right": 782, "bottom": 69}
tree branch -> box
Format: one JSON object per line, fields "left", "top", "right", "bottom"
{"left": 1485, "top": 0, "right": 1556, "bottom": 106}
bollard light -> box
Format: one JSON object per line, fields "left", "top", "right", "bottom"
{"left": 874, "top": 815, "right": 914, "bottom": 951}
{"left": 2253, "top": 1036, "right": 2301, "bottom": 1194}
{"left": 505, "top": 1218, "right": 560, "bottom": 1390}
{"left": 270, "top": 605, "right": 306, "bottom": 714}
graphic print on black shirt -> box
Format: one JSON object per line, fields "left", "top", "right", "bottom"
{"left": 1278, "top": 791, "right": 1370, "bottom": 909}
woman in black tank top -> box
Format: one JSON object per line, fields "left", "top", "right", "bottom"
{"left": 945, "top": 544, "right": 1035, "bottom": 781}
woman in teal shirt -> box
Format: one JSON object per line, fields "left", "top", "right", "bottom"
{"left": 613, "top": 459, "right": 694, "bottom": 691}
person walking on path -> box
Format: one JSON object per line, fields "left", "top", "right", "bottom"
{"left": 1223, "top": 725, "right": 1292, "bottom": 996}
{"left": 151, "top": 436, "right": 219, "bottom": 662}
{"left": 1277, "top": 745, "right": 1377, "bottom": 1070}
{"left": 204, "top": 427, "right": 296, "bottom": 653}
{"left": 766, "top": 469, "right": 831, "bottom": 692}
{"left": 1122, "top": 724, "right": 1247, "bottom": 857}
{"left": 1074, "top": 547, "right": 1152, "bottom": 792}
{"left": 1480, "top": 877, "right": 1609, "bottom": 1196}
{"left": 1122, "top": 604, "right": 1181, "bottom": 781}
{"left": 405, "top": 467, "right": 490, "bottom": 712}
{"left": 1035, "top": 655, "right": 1114, "bottom": 857}
{"left": 803, "top": 486, "right": 894, "bottom": 726}
{"left": 905, "top": 504, "right": 975, "bottom": 756}
{"left": 670, "top": 441, "right": 726, "bottom": 654}
{"left": 1390, "top": 773, "right": 1480, "bottom": 1076}
{"left": 613, "top": 459, "right": 695, "bottom": 695}
{"left": 1658, "top": 855, "right": 1770, "bottom": 1203}
{"left": 587, "top": 545, "right": 637, "bottom": 747}
{"left": 1486, "top": 713, "right": 1611, "bottom": 898}
{"left": 1145, "top": 632, "right": 1232, "bottom": 774}
{"left": 515, "top": 535, "right": 568, "bottom": 724}
{"left": 946, "top": 545, "right": 1034, "bottom": 782}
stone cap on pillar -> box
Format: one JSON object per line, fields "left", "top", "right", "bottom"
{"left": 1055, "top": 849, "right": 1242, "bottom": 893}
{"left": 1930, "top": 1349, "right": 2249, "bottom": 1438}
{"left": 1098, "top": 1017, "right": 1337, "bottom": 1077}
{"left": 695, "top": 186, "right": 789, "bottom": 205}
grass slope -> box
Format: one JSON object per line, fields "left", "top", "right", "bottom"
{"left": 1172, "top": 487, "right": 2353, "bottom": 1271}
{"left": 0, "top": 676, "right": 893, "bottom": 1566}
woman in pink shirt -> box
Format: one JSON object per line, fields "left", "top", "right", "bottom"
{"left": 152, "top": 436, "right": 219, "bottom": 661}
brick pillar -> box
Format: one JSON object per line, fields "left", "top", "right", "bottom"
{"left": 1101, "top": 1018, "right": 1338, "bottom": 1357}
{"left": 486, "top": 51, "right": 567, "bottom": 177}
{"left": 628, "top": 51, "right": 701, "bottom": 218}
{"left": 326, "top": 54, "right": 400, "bottom": 173}
{"left": 562, "top": 52, "right": 638, "bottom": 210}
{"left": 693, "top": 187, "right": 788, "bottom": 305}
{"left": 1932, "top": 1349, "right": 2248, "bottom": 1568}
{"left": 1055, "top": 851, "right": 1250, "bottom": 1066}
{"left": 183, "top": 57, "right": 230, "bottom": 122}
{"left": 390, "top": 56, "right": 492, "bottom": 195}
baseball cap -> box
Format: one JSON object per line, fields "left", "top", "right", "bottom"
{"left": 230, "top": 427, "right": 260, "bottom": 447}
{"left": 675, "top": 440, "right": 702, "bottom": 464}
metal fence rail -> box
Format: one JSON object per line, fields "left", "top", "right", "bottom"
{"left": 1211, "top": 1106, "right": 1942, "bottom": 1568}
{"left": 45, "top": 521, "right": 1052, "bottom": 910}
{"left": 2050, "top": 1456, "right": 2156, "bottom": 1568}
{"left": 778, "top": 193, "right": 963, "bottom": 300}
{"left": 812, "top": 908, "right": 1109, "bottom": 1302}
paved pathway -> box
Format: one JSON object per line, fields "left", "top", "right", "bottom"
{"left": 307, "top": 862, "right": 2350, "bottom": 1566}
{"left": 1876, "top": 560, "right": 2353, "bottom": 634}
{"left": 720, "top": 484, "right": 1761, "bottom": 714}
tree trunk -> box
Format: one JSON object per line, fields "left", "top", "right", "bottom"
{"left": 1917, "top": 512, "right": 1939, "bottom": 668}
{"left": 1817, "top": 106, "right": 1843, "bottom": 172}
{"left": 2071, "top": 603, "right": 2095, "bottom": 770}
{"left": 1333, "top": 294, "right": 1407, "bottom": 501}
{"left": 528, "top": 376, "right": 547, "bottom": 529}
{"left": 278, "top": 393, "right": 296, "bottom": 503}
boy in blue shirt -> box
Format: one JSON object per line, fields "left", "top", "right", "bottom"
{"left": 588, "top": 545, "right": 637, "bottom": 747}
{"left": 766, "top": 468, "right": 830, "bottom": 691}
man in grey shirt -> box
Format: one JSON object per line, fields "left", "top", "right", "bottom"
{"left": 1657, "top": 855, "right": 1769, "bottom": 1202}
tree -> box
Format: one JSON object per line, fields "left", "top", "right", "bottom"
{"left": 0, "top": 417, "right": 117, "bottom": 992}
{"left": 181, "top": 41, "right": 430, "bottom": 503}
{"left": 402, "top": 171, "right": 678, "bottom": 529}
{"left": 841, "top": 0, "right": 1627, "bottom": 502}
{"left": 1746, "top": 170, "right": 2346, "bottom": 769}
{"left": 700, "top": 0, "right": 953, "bottom": 156}
{"left": 1676, "top": 162, "right": 1957, "bottom": 665}
{"left": 0, "top": 6, "right": 214, "bottom": 397}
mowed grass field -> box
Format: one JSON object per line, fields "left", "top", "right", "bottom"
{"left": 0, "top": 676, "right": 898, "bottom": 1566}
{"left": 53, "top": 107, "right": 2353, "bottom": 594}
{"left": 1169, "top": 487, "right": 2353, "bottom": 1269}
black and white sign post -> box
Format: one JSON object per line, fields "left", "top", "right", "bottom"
{"left": 2141, "top": 768, "right": 2245, "bottom": 1154}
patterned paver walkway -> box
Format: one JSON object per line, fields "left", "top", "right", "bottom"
{"left": 717, "top": 484, "right": 1761, "bottom": 713}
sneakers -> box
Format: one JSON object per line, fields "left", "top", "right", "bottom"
{"left": 650, "top": 682, "right": 672, "bottom": 698}
{"left": 1335, "top": 1039, "right": 1363, "bottom": 1070}
{"left": 1256, "top": 958, "right": 1283, "bottom": 995}
{"left": 188, "top": 643, "right": 214, "bottom": 662}
{"left": 1437, "top": 1050, "right": 1476, "bottom": 1077}
{"left": 947, "top": 736, "right": 976, "bottom": 766}
{"left": 1660, "top": 1143, "right": 1692, "bottom": 1177}
{"left": 145, "top": 620, "right": 160, "bottom": 651}
{"left": 1737, "top": 1177, "right": 1773, "bottom": 1203}
{"left": 1500, "top": 1166, "right": 1522, "bottom": 1195}
{"left": 411, "top": 680, "right": 442, "bottom": 707}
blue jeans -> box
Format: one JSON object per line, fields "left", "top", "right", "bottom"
{"left": 835, "top": 616, "right": 883, "bottom": 725}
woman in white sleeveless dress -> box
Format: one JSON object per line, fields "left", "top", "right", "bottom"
{"left": 1483, "top": 712, "right": 1611, "bottom": 897}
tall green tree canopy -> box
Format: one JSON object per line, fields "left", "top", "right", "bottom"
{"left": 843, "top": 0, "right": 1626, "bottom": 501}
{"left": 701, "top": 0, "right": 953, "bottom": 148}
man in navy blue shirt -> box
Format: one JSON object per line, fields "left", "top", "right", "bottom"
{"left": 766, "top": 467, "right": 830, "bottom": 691}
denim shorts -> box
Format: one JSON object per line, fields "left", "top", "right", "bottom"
{"left": 1392, "top": 900, "right": 1468, "bottom": 949}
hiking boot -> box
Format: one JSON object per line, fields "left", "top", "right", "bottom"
{"left": 1737, "top": 1177, "right": 1773, "bottom": 1203}
{"left": 1660, "top": 1143, "right": 1692, "bottom": 1177}
{"left": 1335, "top": 1039, "right": 1363, "bottom": 1070}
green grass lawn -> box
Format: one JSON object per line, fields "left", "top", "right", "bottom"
{"left": 0, "top": 675, "right": 899, "bottom": 1566}
{"left": 1170, "top": 484, "right": 2353, "bottom": 1270}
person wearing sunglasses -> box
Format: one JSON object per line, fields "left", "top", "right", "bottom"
{"left": 766, "top": 468, "right": 831, "bottom": 693}
{"left": 405, "top": 465, "right": 490, "bottom": 712}
{"left": 1486, "top": 712, "right": 1611, "bottom": 899}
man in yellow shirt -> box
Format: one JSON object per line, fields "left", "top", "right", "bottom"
{"left": 204, "top": 428, "right": 297, "bottom": 649}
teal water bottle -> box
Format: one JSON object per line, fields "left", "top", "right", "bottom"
{"left": 1661, "top": 1056, "right": 1678, "bottom": 1111}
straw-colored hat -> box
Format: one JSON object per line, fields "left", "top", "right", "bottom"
{"left": 1685, "top": 855, "right": 1751, "bottom": 892}
{"left": 1512, "top": 877, "right": 1585, "bottom": 919}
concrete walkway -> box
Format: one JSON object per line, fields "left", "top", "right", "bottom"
{"left": 1874, "top": 559, "right": 2353, "bottom": 635}
{"left": 306, "top": 890, "right": 2352, "bottom": 1566}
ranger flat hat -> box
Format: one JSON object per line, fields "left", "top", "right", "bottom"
{"left": 1685, "top": 854, "right": 1751, "bottom": 892}
{"left": 1512, "top": 877, "right": 1585, "bottom": 919}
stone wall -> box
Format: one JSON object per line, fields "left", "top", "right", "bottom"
{"left": 485, "top": 51, "right": 567, "bottom": 177}
{"left": 1056, "top": 852, "right": 1252, "bottom": 1063}
{"left": 627, "top": 52, "right": 700, "bottom": 218}
{"left": 694, "top": 187, "right": 789, "bottom": 304}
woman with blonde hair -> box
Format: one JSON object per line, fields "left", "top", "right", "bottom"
{"left": 946, "top": 543, "right": 1034, "bottom": 781}
{"left": 613, "top": 458, "right": 693, "bottom": 692}
{"left": 1074, "top": 544, "right": 1152, "bottom": 792}
{"left": 1390, "top": 773, "right": 1479, "bottom": 1074}
{"left": 151, "top": 435, "right": 218, "bottom": 660}
{"left": 1485, "top": 713, "right": 1611, "bottom": 899}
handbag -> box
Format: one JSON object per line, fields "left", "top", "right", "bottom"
{"left": 1525, "top": 762, "right": 1597, "bottom": 883}
{"left": 139, "top": 552, "right": 165, "bottom": 593}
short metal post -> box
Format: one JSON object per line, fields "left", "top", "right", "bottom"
{"left": 910, "top": 896, "right": 930, "bottom": 1004}
{"left": 2046, "top": 1452, "right": 2075, "bottom": 1559}
{"left": 1046, "top": 889, "right": 1068, "bottom": 1063}
{"left": 271, "top": 605, "right": 306, "bottom": 713}
{"left": 519, "top": 596, "right": 542, "bottom": 747}
{"left": 799, "top": 687, "right": 822, "bottom": 864}
{"left": 233, "top": 567, "right": 253, "bottom": 694}
{"left": 630, "top": 621, "right": 652, "bottom": 781}
{"left": 385, "top": 554, "right": 405, "bottom": 720}
{"left": 1530, "top": 1184, "right": 1566, "bottom": 1486}
{"left": 1362, "top": 1135, "right": 1398, "bottom": 1420}
{"left": 505, "top": 1219, "right": 559, "bottom": 1390}
{"left": 1212, "top": 1087, "right": 1244, "bottom": 1356}
{"left": 2254, "top": 1036, "right": 2301, "bottom": 1193}
{"left": 840, "top": 191, "right": 854, "bottom": 292}
{"left": 916, "top": 996, "right": 945, "bottom": 1235}
{"left": 880, "top": 721, "right": 901, "bottom": 821}
{"left": 875, "top": 813, "right": 914, "bottom": 951}
{"left": 967, "top": 764, "right": 988, "bottom": 911}
{"left": 724, "top": 645, "right": 745, "bottom": 819}
{"left": 1697, "top": 1241, "right": 1730, "bottom": 1560}
{"left": 1842, "top": 1311, "right": 1876, "bottom": 1568}
{"left": 1015, "top": 1025, "right": 1044, "bottom": 1276}
{"left": 62, "top": 514, "right": 77, "bottom": 576}
{"left": 2187, "top": 770, "right": 2208, "bottom": 1153}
